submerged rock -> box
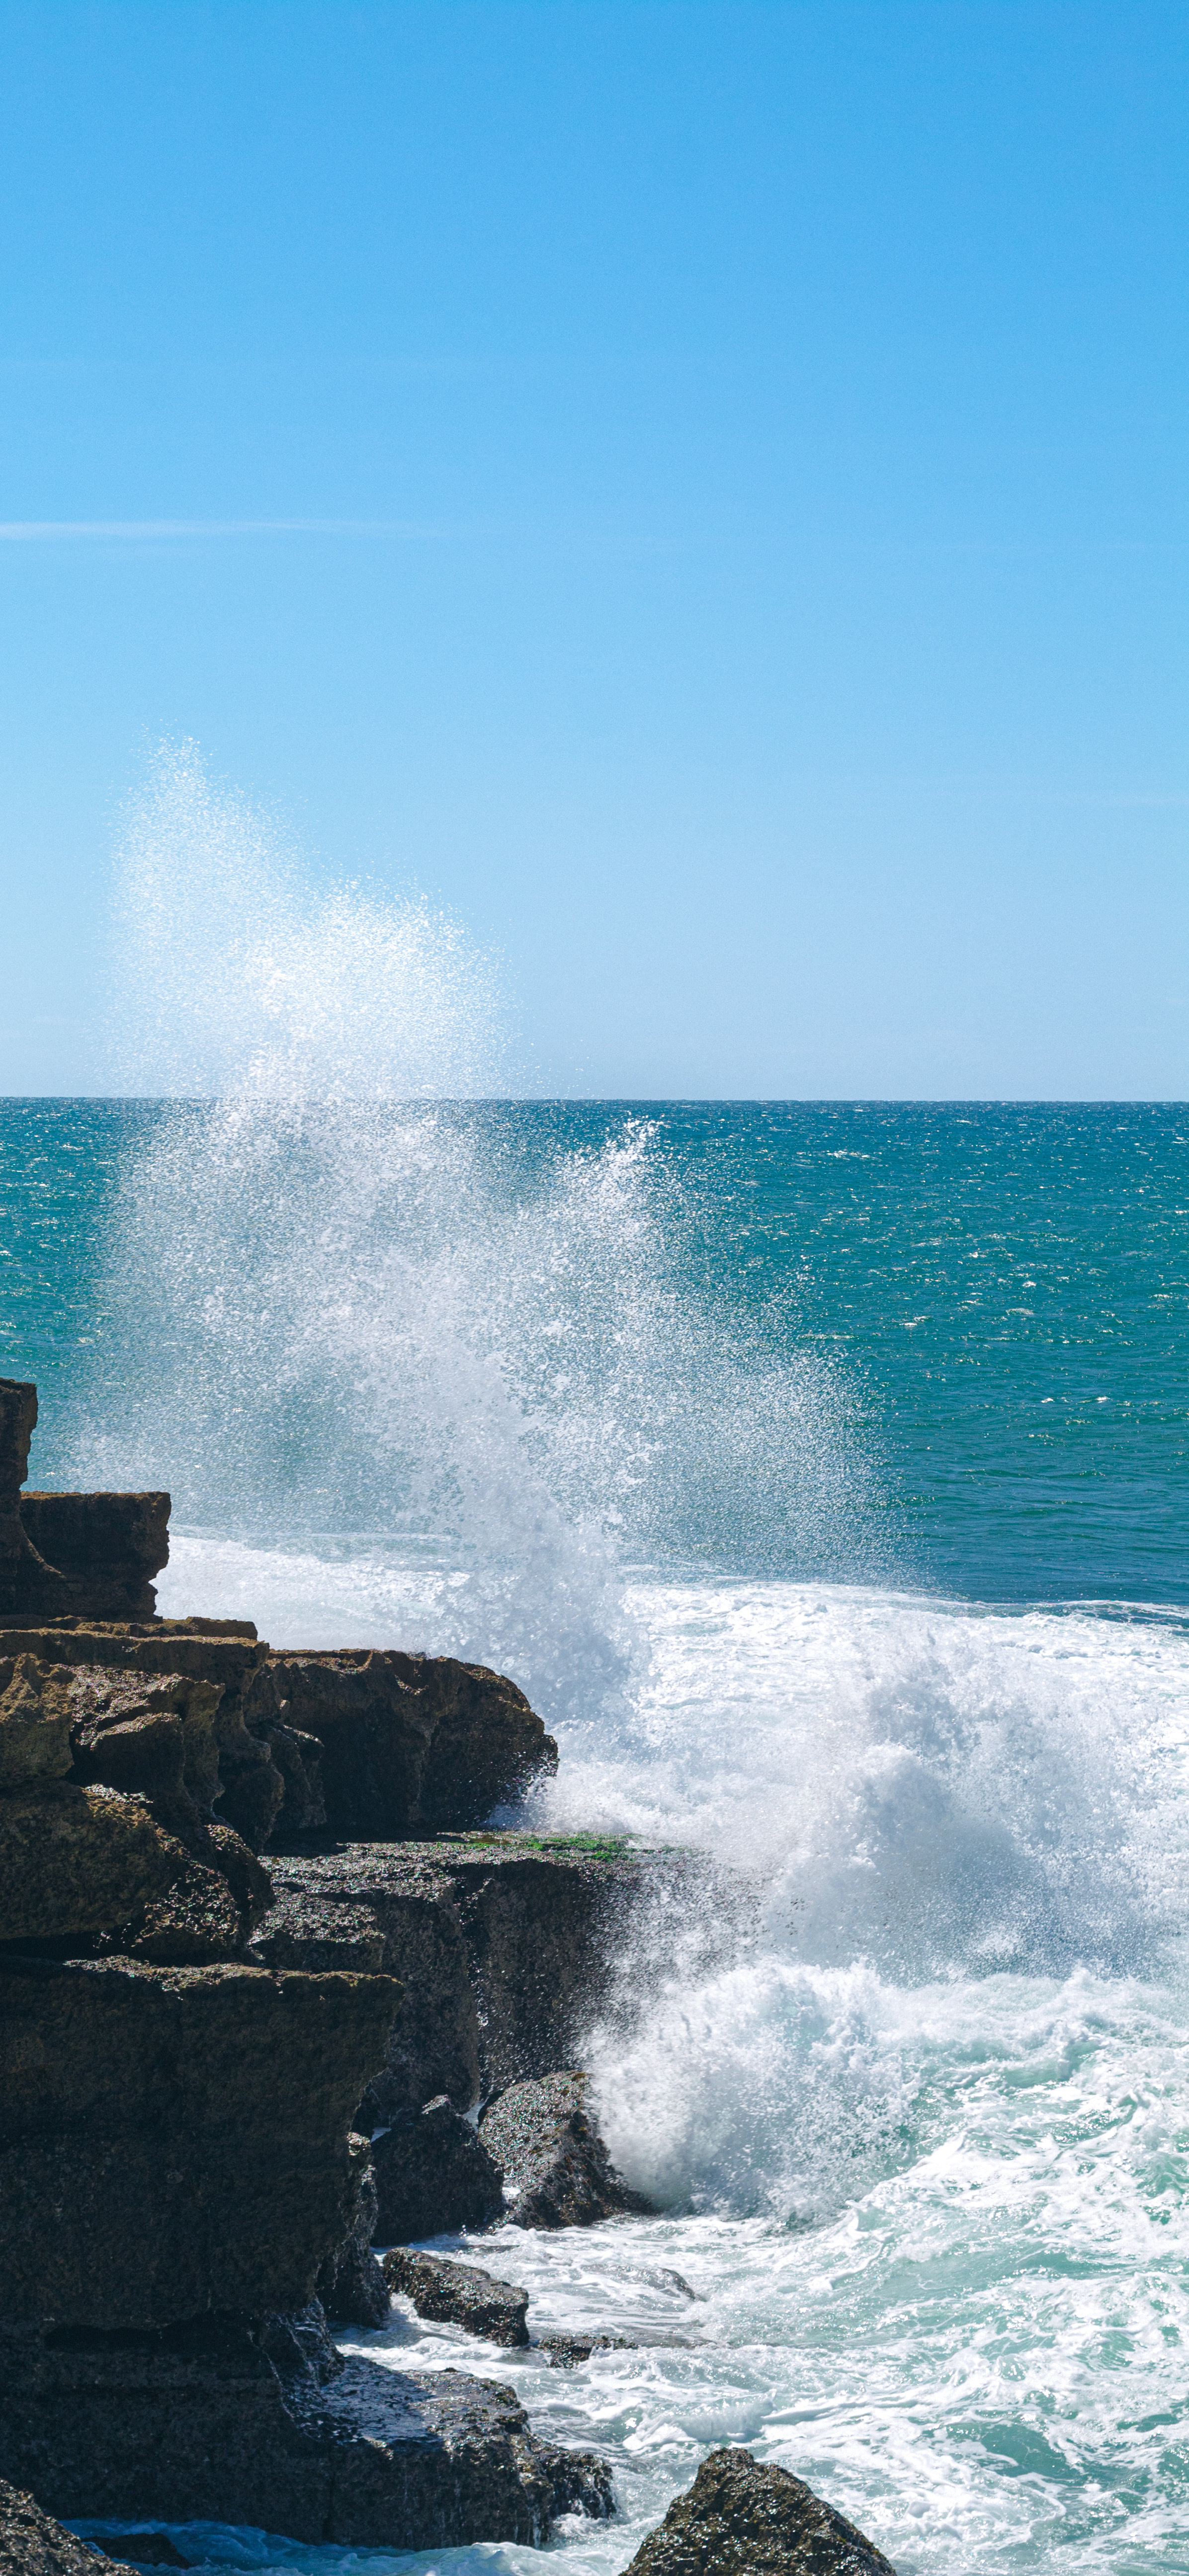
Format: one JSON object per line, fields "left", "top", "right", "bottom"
{"left": 371, "top": 2095, "right": 505, "bottom": 2243}
{"left": 97, "top": 2542, "right": 191, "bottom": 2569}
{"left": 0, "top": 2477, "right": 140, "bottom": 2576}
{"left": 382, "top": 2248, "right": 530, "bottom": 2347}
{"left": 479, "top": 2071, "right": 653, "bottom": 2229}
{"left": 624, "top": 2447, "right": 897, "bottom": 2574}
{"left": 536, "top": 2331, "right": 636, "bottom": 2366}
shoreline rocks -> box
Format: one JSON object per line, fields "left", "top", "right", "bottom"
{"left": 371, "top": 2095, "right": 505, "bottom": 2244}
{"left": 0, "top": 2478, "right": 140, "bottom": 2576}
{"left": 480, "top": 2070, "right": 655, "bottom": 2230}
{"left": 382, "top": 2249, "right": 530, "bottom": 2347}
{"left": 624, "top": 2448, "right": 897, "bottom": 2574}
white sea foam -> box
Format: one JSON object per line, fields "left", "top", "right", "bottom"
{"left": 74, "top": 746, "right": 1189, "bottom": 2570}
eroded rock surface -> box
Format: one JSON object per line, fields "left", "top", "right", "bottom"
{"left": 624, "top": 2448, "right": 897, "bottom": 2575}
{"left": 255, "top": 1835, "right": 668, "bottom": 2116}
{"left": 0, "top": 1957, "right": 400, "bottom": 2329}
{"left": 479, "top": 2071, "right": 653, "bottom": 2230}
{"left": 0, "top": 2476, "right": 139, "bottom": 2576}
{"left": 315, "top": 2143, "right": 391, "bottom": 2328}
{"left": 249, "top": 1649, "right": 558, "bottom": 1840}
{"left": 382, "top": 2249, "right": 529, "bottom": 2347}
{"left": 0, "top": 2306, "right": 612, "bottom": 2547}
{"left": 371, "top": 2095, "right": 505, "bottom": 2244}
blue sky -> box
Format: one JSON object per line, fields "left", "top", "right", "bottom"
{"left": 1, "top": 1, "right": 1185, "bottom": 1097}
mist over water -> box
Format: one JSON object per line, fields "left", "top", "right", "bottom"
{"left": 42, "top": 746, "right": 1189, "bottom": 2567}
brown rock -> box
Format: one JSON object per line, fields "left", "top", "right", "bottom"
{"left": 623, "top": 2448, "right": 897, "bottom": 2574}
{"left": 479, "top": 2071, "right": 653, "bottom": 2230}
{"left": 0, "top": 1786, "right": 178, "bottom": 1945}
{"left": 381, "top": 2247, "right": 530, "bottom": 2346}
{"left": 0, "top": 1384, "right": 71, "bottom": 1621}
{"left": 0, "top": 1957, "right": 400, "bottom": 2329}
{"left": 0, "top": 1658, "right": 75, "bottom": 1789}
{"left": 250, "top": 1649, "right": 558, "bottom": 1840}
{"left": 18, "top": 1491, "right": 170, "bottom": 1624}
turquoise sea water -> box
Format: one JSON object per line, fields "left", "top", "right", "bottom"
{"left": 4, "top": 1097, "right": 1188, "bottom": 1605}
{"left": 6, "top": 1089, "right": 1189, "bottom": 2575}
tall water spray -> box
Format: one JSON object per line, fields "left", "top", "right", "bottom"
{"left": 80, "top": 743, "right": 863, "bottom": 1739}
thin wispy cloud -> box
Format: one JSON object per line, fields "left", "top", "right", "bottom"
{"left": 0, "top": 517, "right": 441, "bottom": 541}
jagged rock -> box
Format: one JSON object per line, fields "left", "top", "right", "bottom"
{"left": 480, "top": 2071, "right": 653, "bottom": 2230}
{"left": 537, "top": 2331, "right": 636, "bottom": 2365}
{"left": 247, "top": 1649, "right": 558, "bottom": 1839}
{"left": 0, "top": 1957, "right": 400, "bottom": 2329}
{"left": 18, "top": 1492, "right": 170, "bottom": 1624}
{"left": 624, "top": 2448, "right": 897, "bottom": 2574}
{"left": 0, "top": 2476, "right": 140, "bottom": 2576}
{"left": 67, "top": 1668, "right": 225, "bottom": 1818}
{"left": 255, "top": 1836, "right": 657, "bottom": 2120}
{"left": 315, "top": 2141, "right": 391, "bottom": 2327}
{"left": 381, "top": 2248, "right": 530, "bottom": 2347}
{"left": 0, "top": 1384, "right": 71, "bottom": 1620}
{"left": 371, "top": 2096, "right": 505, "bottom": 2244}
{"left": 0, "top": 2309, "right": 613, "bottom": 2547}
{"left": 0, "top": 1623, "right": 283, "bottom": 1849}
{"left": 0, "top": 1786, "right": 180, "bottom": 1945}
{"left": 0, "top": 1658, "right": 76, "bottom": 1788}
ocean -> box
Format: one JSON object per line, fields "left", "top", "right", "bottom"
{"left": 4, "top": 760, "right": 1189, "bottom": 2574}
{"left": 6, "top": 1092, "right": 1189, "bottom": 2576}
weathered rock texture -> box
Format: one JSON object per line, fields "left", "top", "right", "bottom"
{"left": 255, "top": 1834, "right": 672, "bottom": 2117}
{"left": 382, "top": 2249, "right": 530, "bottom": 2347}
{"left": 537, "top": 2332, "right": 636, "bottom": 2366}
{"left": 248, "top": 1649, "right": 558, "bottom": 1840}
{"left": 315, "top": 2145, "right": 391, "bottom": 2328}
{"left": 0, "top": 1956, "right": 400, "bottom": 2329}
{"left": 480, "top": 2071, "right": 653, "bottom": 2230}
{"left": 18, "top": 1494, "right": 170, "bottom": 1626}
{"left": 0, "top": 1379, "right": 169, "bottom": 1624}
{"left": 371, "top": 2096, "right": 505, "bottom": 2244}
{"left": 0, "top": 1385, "right": 70, "bottom": 1621}
{"left": 0, "top": 1623, "right": 285, "bottom": 1849}
{"left": 624, "top": 2449, "right": 897, "bottom": 2575}
{"left": 0, "top": 2306, "right": 613, "bottom": 2547}
{"left": 0, "top": 2476, "right": 139, "bottom": 2576}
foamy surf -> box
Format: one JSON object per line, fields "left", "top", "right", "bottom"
{"left": 51, "top": 747, "right": 1189, "bottom": 2569}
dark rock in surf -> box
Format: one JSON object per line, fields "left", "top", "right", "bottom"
{"left": 381, "top": 2248, "right": 530, "bottom": 2347}
{"left": 99, "top": 2542, "right": 191, "bottom": 2569}
{"left": 0, "top": 2306, "right": 613, "bottom": 2547}
{"left": 479, "top": 2070, "right": 653, "bottom": 2230}
{"left": 371, "top": 2096, "right": 505, "bottom": 2244}
{"left": 624, "top": 2447, "right": 897, "bottom": 2574}
{"left": 537, "top": 2331, "right": 636, "bottom": 2366}
{"left": 247, "top": 1648, "right": 558, "bottom": 1840}
{"left": 254, "top": 1834, "right": 674, "bottom": 2120}
{"left": 0, "top": 2476, "right": 141, "bottom": 2576}
{"left": 314, "top": 2140, "right": 391, "bottom": 2328}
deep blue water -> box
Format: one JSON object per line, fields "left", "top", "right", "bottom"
{"left": 3, "top": 1096, "right": 1187, "bottom": 1605}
